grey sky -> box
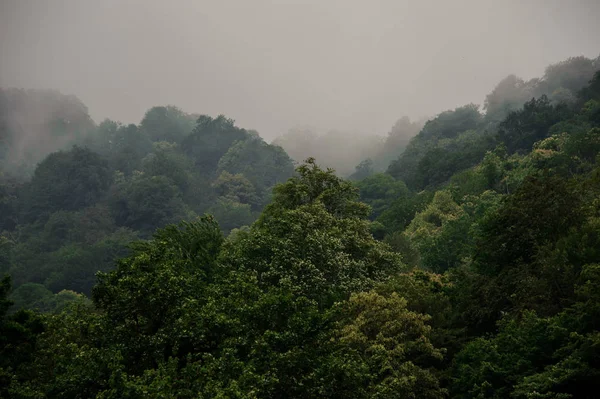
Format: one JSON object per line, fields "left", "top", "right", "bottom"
{"left": 1, "top": 0, "right": 599, "bottom": 140}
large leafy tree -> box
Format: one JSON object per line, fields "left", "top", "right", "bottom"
{"left": 217, "top": 136, "right": 295, "bottom": 199}
{"left": 182, "top": 115, "right": 248, "bottom": 173}
{"left": 225, "top": 159, "right": 405, "bottom": 304}
{"left": 139, "top": 105, "right": 197, "bottom": 143}
{"left": 22, "top": 146, "right": 113, "bottom": 223}
{"left": 497, "top": 96, "right": 573, "bottom": 154}
{"left": 109, "top": 174, "right": 191, "bottom": 234}
{"left": 317, "top": 291, "right": 445, "bottom": 399}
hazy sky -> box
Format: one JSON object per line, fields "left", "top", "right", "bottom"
{"left": 1, "top": 0, "right": 599, "bottom": 140}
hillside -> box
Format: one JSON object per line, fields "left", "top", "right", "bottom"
{"left": 1, "top": 55, "right": 600, "bottom": 398}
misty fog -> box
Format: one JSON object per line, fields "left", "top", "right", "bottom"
{"left": 2, "top": 0, "right": 599, "bottom": 143}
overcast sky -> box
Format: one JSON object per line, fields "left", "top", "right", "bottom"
{"left": 1, "top": 0, "right": 599, "bottom": 140}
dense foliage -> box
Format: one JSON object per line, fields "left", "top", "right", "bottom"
{"left": 1, "top": 54, "right": 600, "bottom": 397}
{"left": 0, "top": 101, "right": 294, "bottom": 302}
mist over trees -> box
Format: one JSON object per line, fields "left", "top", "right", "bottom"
{"left": 1, "top": 52, "right": 600, "bottom": 398}
{"left": 273, "top": 116, "right": 425, "bottom": 178}
{"left": 0, "top": 100, "right": 295, "bottom": 300}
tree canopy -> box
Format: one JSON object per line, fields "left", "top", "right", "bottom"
{"left": 2, "top": 54, "right": 600, "bottom": 398}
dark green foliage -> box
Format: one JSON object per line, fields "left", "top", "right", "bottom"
{"left": 354, "top": 173, "right": 410, "bottom": 219}
{"left": 22, "top": 146, "right": 113, "bottom": 222}
{"left": 141, "top": 142, "right": 194, "bottom": 191}
{"left": 89, "top": 121, "right": 153, "bottom": 175}
{"left": 497, "top": 96, "right": 574, "bottom": 154}
{"left": 0, "top": 275, "right": 44, "bottom": 396}
{"left": 387, "top": 104, "right": 486, "bottom": 190}
{"left": 182, "top": 115, "right": 248, "bottom": 172}
{"left": 207, "top": 198, "right": 256, "bottom": 233}
{"left": 9, "top": 283, "right": 84, "bottom": 313}
{"left": 0, "top": 175, "right": 20, "bottom": 231}
{"left": 217, "top": 136, "right": 295, "bottom": 200}
{"left": 93, "top": 217, "right": 223, "bottom": 373}
{"left": 420, "top": 104, "right": 482, "bottom": 140}
{"left": 476, "top": 174, "right": 582, "bottom": 275}
{"left": 579, "top": 69, "right": 600, "bottom": 99}
{"left": 139, "top": 105, "right": 197, "bottom": 143}
{"left": 0, "top": 93, "right": 293, "bottom": 299}
{"left": 109, "top": 174, "right": 191, "bottom": 234}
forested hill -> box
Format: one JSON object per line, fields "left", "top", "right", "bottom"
{"left": 0, "top": 96, "right": 295, "bottom": 299}
{"left": 1, "top": 55, "right": 600, "bottom": 398}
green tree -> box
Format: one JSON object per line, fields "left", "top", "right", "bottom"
{"left": 93, "top": 217, "right": 224, "bottom": 374}
{"left": 0, "top": 275, "right": 44, "bottom": 396}
{"left": 224, "top": 159, "right": 405, "bottom": 305}
{"left": 497, "top": 96, "right": 573, "bottom": 154}
{"left": 216, "top": 136, "right": 294, "bottom": 199}
{"left": 182, "top": 115, "right": 247, "bottom": 173}
{"left": 354, "top": 173, "right": 410, "bottom": 219}
{"left": 316, "top": 291, "right": 445, "bottom": 398}
{"left": 22, "top": 146, "right": 113, "bottom": 222}
{"left": 109, "top": 174, "right": 192, "bottom": 235}
{"left": 141, "top": 141, "right": 193, "bottom": 191}
{"left": 139, "top": 105, "right": 196, "bottom": 143}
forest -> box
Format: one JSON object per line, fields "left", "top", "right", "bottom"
{"left": 1, "top": 54, "right": 600, "bottom": 398}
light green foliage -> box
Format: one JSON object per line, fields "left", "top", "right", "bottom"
{"left": 322, "top": 291, "right": 445, "bottom": 399}
{"left": 404, "top": 190, "right": 477, "bottom": 273}
{"left": 407, "top": 190, "right": 502, "bottom": 273}
{"left": 405, "top": 190, "right": 462, "bottom": 246}
{"left": 530, "top": 128, "right": 600, "bottom": 175}
{"left": 226, "top": 159, "right": 405, "bottom": 304}
{"left": 376, "top": 270, "right": 459, "bottom": 355}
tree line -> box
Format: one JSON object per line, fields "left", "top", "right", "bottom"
{"left": 1, "top": 55, "right": 600, "bottom": 397}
